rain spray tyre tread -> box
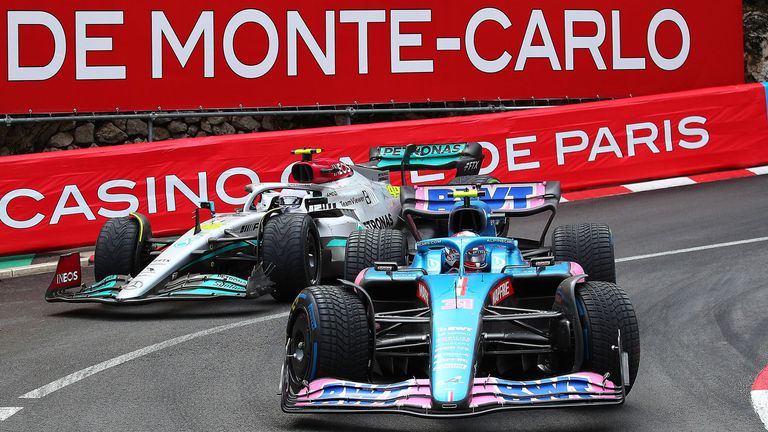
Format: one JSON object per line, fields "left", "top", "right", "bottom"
{"left": 263, "top": 213, "right": 321, "bottom": 302}
{"left": 291, "top": 285, "right": 371, "bottom": 381}
{"left": 94, "top": 217, "right": 144, "bottom": 281}
{"left": 344, "top": 229, "right": 407, "bottom": 281}
{"left": 577, "top": 281, "right": 640, "bottom": 394}
{"left": 553, "top": 223, "right": 616, "bottom": 282}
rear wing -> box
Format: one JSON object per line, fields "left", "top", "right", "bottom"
{"left": 359, "top": 142, "right": 484, "bottom": 177}
{"left": 401, "top": 181, "right": 560, "bottom": 217}
{"left": 401, "top": 181, "right": 561, "bottom": 247}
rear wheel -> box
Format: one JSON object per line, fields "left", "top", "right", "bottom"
{"left": 285, "top": 285, "right": 371, "bottom": 391}
{"left": 344, "top": 229, "right": 407, "bottom": 281}
{"left": 262, "top": 213, "right": 321, "bottom": 302}
{"left": 552, "top": 223, "right": 616, "bottom": 282}
{"left": 577, "top": 281, "right": 640, "bottom": 394}
{"left": 94, "top": 216, "right": 151, "bottom": 281}
{"left": 449, "top": 175, "right": 506, "bottom": 235}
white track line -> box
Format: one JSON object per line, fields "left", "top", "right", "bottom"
{"left": 18, "top": 311, "right": 289, "bottom": 399}
{"left": 615, "top": 236, "right": 768, "bottom": 263}
{"left": 0, "top": 407, "right": 23, "bottom": 421}
{"left": 753, "top": 390, "right": 768, "bottom": 429}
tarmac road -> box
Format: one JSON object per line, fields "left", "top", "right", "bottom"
{"left": 1, "top": 175, "right": 767, "bottom": 431}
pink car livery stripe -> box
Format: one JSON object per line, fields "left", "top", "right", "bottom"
{"left": 294, "top": 373, "right": 620, "bottom": 409}
{"left": 414, "top": 183, "right": 547, "bottom": 213}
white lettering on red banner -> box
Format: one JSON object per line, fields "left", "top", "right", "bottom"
{"left": 0, "top": 2, "right": 743, "bottom": 113}
{"left": 0, "top": 83, "right": 765, "bottom": 255}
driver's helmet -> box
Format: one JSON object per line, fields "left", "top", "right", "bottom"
{"left": 464, "top": 246, "right": 488, "bottom": 272}
{"left": 445, "top": 231, "right": 478, "bottom": 268}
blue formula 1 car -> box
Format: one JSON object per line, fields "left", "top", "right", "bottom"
{"left": 280, "top": 187, "right": 640, "bottom": 417}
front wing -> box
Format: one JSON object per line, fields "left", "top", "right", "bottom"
{"left": 46, "top": 270, "right": 274, "bottom": 305}
{"left": 282, "top": 373, "right": 623, "bottom": 417}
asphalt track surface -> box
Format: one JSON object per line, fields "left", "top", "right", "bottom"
{"left": 1, "top": 176, "right": 767, "bottom": 431}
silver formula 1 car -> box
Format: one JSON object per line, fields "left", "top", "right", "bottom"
{"left": 46, "top": 143, "right": 486, "bottom": 304}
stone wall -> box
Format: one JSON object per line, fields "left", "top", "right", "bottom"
{"left": 0, "top": 114, "right": 342, "bottom": 156}
{"left": 745, "top": 0, "right": 768, "bottom": 82}
{"left": 2, "top": 1, "right": 768, "bottom": 156}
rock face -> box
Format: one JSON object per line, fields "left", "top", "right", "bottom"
{"left": 232, "top": 116, "right": 260, "bottom": 132}
{"left": 745, "top": 9, "right": 768, "bottom": 82}
{"left": 0, "top": 122, "right": 60, "bottom": 154}
{"left": 152, "top": 126, "right": 171, "bottom": 141}
{"left": 212, "top": 122, "right": 236, "bottom": 136}
{"left": 2, "top": 1, "right": 768, "bottom": 155}
{"left": 167, "top": 120, "right": 188, "bottom": 134}
{"left": 74, "top": 123, "right": 95, "bottom": 145}
{"left": 48, "top": 132, "right": 74, "bottom": 148}
{"left": 126, "top": 119, "right": 148, "bottom": 136}
{"left": 96, "top": 122, "right": 128, "bottom": 144}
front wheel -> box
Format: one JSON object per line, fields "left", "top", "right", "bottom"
{"left": 94, "top": 215, "right": 151, "bottom": 281}
{"left": 577, "top": 281, "right": 640, "bottom": 394}
{"left": 262, "top": 213, "right": 321, "bottom": 302}
{"left": 284, "top": 285, "right": 371, "bottom": 392}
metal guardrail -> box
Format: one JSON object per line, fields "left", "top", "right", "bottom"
{"left": 2, "top": 98, "right": 608, "bottom": 141}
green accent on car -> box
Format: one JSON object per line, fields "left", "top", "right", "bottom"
{"left": 0, "top": 254, "right": 34, "bottom": 269}
{"left": 178, "top": 241, "right": 250, "bottom": 272}
{"left": 82, "top": 290, "right": 118, "bottom": 298}
{"left": 326, "top": 239, "right": 347, "bottom": 247}
{"left": 198, "top": 279, "right": 247, "bottom": 291}
{"left": 86, "top": 276, "right": 121, "bottom": 291}
{"left": 167, "top": 288, "right": 246, "bottom": 297}
{"left": 376, "top": 156, "right": 460, "bottom": 168}
{"left": 378, "top": 143, "right": 466, "bottom": 159}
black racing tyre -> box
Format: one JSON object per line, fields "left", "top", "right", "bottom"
{"left": 344, "top": 229, "right": 407, "bottom": 281}
{"left": 552, "top": 223, "right": 616, "bottom": 282}
{"left": 448, "top": 175, "right": 500, "bottom": 186}
{"left": 285, "top": 285, "right": 371, "bottom": 389}
{"left": 262, "top": 213, "right": 321, "bottom": 302}
{"left": 577, "top": 281, "right": 640, "bottom": 394}
{"left": 94, "top": 216, "right": 151, "bottom": 281}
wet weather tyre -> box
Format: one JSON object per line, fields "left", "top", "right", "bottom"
{"left": 344, "top": 229, "right": 407, "bottom": 281}
{"left": 552, "top": 223, "right": 616, "bottom": 282}
{"left": 263, "top": 213, "right": 321, "bottom": 302}
{"left": 448, "top": 175, "right": 500, "bottom": 186}
{"left": 94, "top": 216, "right": 150, "bottom": 281}
{"left": 286, "top": 285, "right": 371, "bottom": 389}
{"left": 577, "top": 281, "right": 640, "bottom": 394}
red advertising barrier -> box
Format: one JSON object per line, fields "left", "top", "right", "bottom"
{"left": 1, "top": 83, "right": 767, "bottom": 255}
{"left": 0, "top": 1, "right": 743, "bottom": 114}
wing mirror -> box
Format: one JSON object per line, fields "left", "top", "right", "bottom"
{"left": 194, "top": 201, "right": 216, "bottom": 234}
{"left": 305, "top": 197, "right": 329, "bottom": 209}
